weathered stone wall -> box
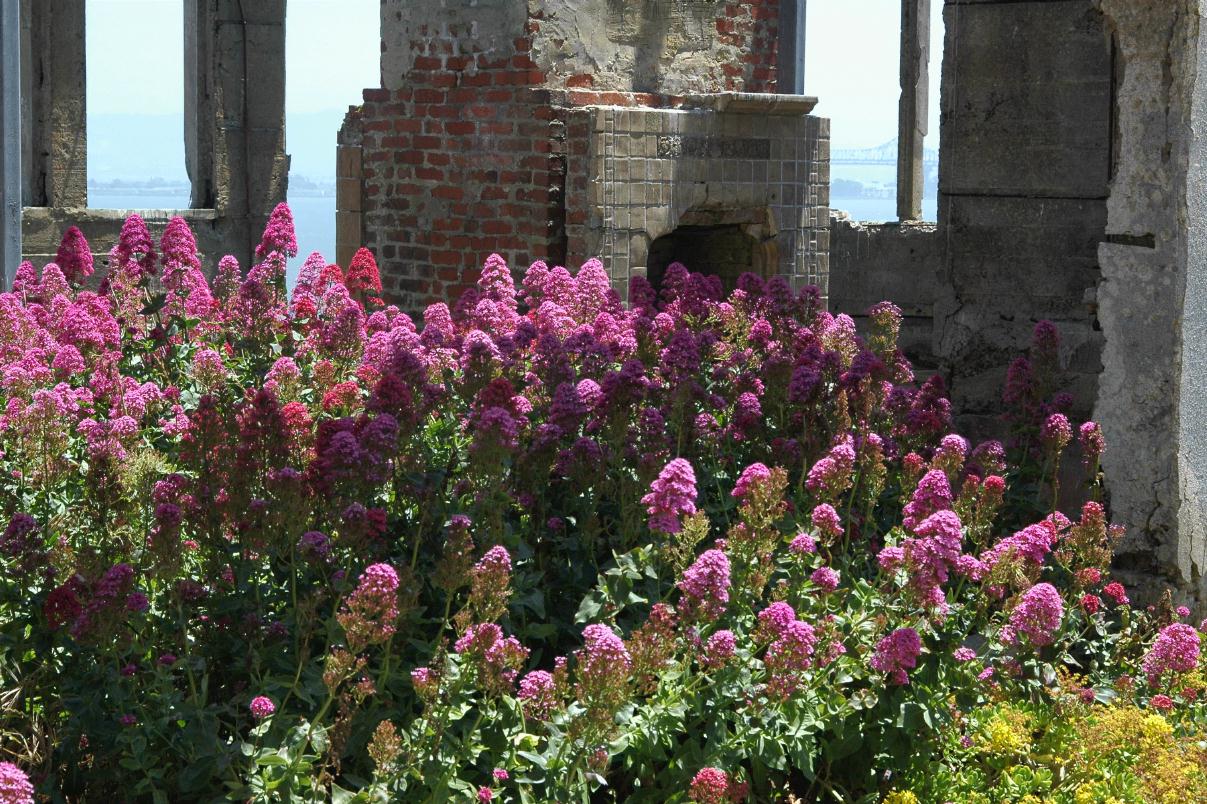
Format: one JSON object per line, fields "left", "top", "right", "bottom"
{"left": 351, "top": 0, "right": 791, "bottom": 314}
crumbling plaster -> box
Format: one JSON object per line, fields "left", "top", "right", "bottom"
{"left": 380, "top": 0, "right": 528, "bottom": 91}
{"left": 528, "top": 0, "right": 777, "bottom": 94}
{"left": 381, "top": 0, "right": 778, "bottom": 96}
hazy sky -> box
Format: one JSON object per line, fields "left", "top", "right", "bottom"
{"left": 86, "top": 0, "right": 380, "bottom": 116}
{"left": 806, "top": 1, "right": 945, "bottom": 149}
{"left": 85, "top": 0, "right": 940, "bottom": 149}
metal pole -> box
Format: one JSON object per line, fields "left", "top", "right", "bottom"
{"left": 0, "top": 0, "right": 20, "bottom": 287}
{"left": 777, "top": 0, "right": 806, "bottom": 94}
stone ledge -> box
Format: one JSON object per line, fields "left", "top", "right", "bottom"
{"left": 681, "top": 92, "right": 819, "bottom": 115}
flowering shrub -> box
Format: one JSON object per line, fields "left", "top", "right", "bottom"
{"left": 0, "top": 207, "right": 1205, "bottom": 802}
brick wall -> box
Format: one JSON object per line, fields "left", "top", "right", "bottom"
{"left": 350, "top": 14, "right": 564, "bottom": 311}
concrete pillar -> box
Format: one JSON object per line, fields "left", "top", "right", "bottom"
{"left": 335, "top": 108, "right": 363, "bottom": 268}
{"left": 20, "top": 0, "right": 86, "bottom": 209}
{"left": 1091, "top": 0, "right": 1207, "bottom": 606}
{"left": 1179, "top": 4, "right": 1207, "bottom": 601}
{"left": 1, "top": 0, "right": 20, "bottom": 288}
{"left": 185, "top": 0, "right": 288, "bottom": 266}
{"left": 897, "top": 0, "right": 929, "bottom": 221}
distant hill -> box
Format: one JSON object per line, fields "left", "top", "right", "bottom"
{"left": 87, "top": 110, "right": 352, "bottom": 183}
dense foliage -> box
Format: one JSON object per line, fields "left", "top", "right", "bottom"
{"left": 0, "top": 206, "right": 1205, "bottom": 802}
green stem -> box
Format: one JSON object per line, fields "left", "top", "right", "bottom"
{"left": 285, "top": 688, "right": 337, "bottom": 783}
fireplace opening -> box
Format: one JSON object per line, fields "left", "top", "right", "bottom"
{"left": 647, "top": 220, "right": 776, "bottom": 295}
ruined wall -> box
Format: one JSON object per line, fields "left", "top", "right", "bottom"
{"left": 826, "top": 0, "right": 1207, "bottom": 605}
{"left": 351, "top": 0, "right": 790, "bottom": 313}
{"left": 18, "top": 0, "right": 287, "bottom": 272}
{"left": 353, "top": 3, "right": 565, "bottom": 310}
{"left": 1091, "top": 0, "right": 1206, "bottom": 604}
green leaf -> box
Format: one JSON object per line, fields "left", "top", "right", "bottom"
{"left": 331, "top": 783, "right": 362, "bottom": 804}
{"left": 575, "top": 591, "right": 604, "bottom": 624}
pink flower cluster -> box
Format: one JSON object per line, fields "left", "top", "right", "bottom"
{"left": 688, "top": 767, "right": 746, "bottom": 804}
{"left": 678, "top": 549, "right": 731, "bottom": 622}
{"left": 249, "top": 696, "right": 275, "bottom": 720}
{"left": 731, "top": 462, "right": 771, "bottom": 501}
{"left": 878, "top": 509, "right": 964, "bottom": 614}
{"left": 517, "top": 669, "right": 559, "bottom": 720}
{"left": 755, "top": 602, "right": 821, "bottom": 699}
{"left": 454, "top": 622, "right": 530, "bottom": 695}
{"left": 1142, "top": 623, "right": 1201, "bottom": 686}
{"left": 642, "top": 458, "right": 698, "bottom": 534}
{"left": 1003, "top": 582, "right": 1064, "bottom": 647}
{"left": 337, "top": 563, "right": 400, "bottom": 651}
{"left": 901, "top": 470, "right": 953, "bottom": 531}
{"left": 0, "top": 762, "right": 33, "bottom": 804}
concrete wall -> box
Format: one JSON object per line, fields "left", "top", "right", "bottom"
{"left": 20, "top": 0, "right": 87, "bottom": 210}
{"left": 828, "top": 217, "right": 943, "bottom": 371}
